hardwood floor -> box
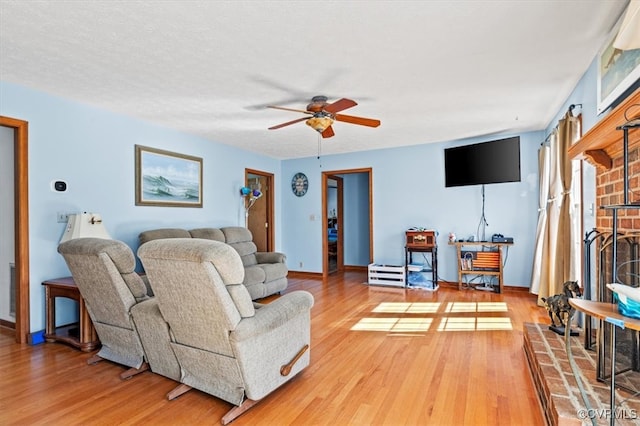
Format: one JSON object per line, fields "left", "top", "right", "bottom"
{"left": 1, "top": 272, "right": 549, "bottom": 425}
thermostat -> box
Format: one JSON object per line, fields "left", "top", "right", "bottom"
{"left": 51, "top": 180, "right": 67, "bottom": 192}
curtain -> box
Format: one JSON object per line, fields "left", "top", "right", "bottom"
{"left": 530, "top": 142, "right": 551, "bottom": 295}
{"left": 554, "top": 112, "right": 581, "bottom": 289}
{"left": 533, "top": 111, "right": 581, "bottom": 304}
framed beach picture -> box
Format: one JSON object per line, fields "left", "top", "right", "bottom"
{"left": 597, "top": 14, "right": 640, "bottom": 114}
{"left": 135, "top": 145, "right": 203, "bottom": 207}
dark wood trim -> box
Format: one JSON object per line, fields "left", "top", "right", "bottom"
{"left": 344, "top": 265, "right": 367, "bottom": 272}
{"left": 287, "top": 271, "right": 323, "bottom": 279}
{"left": 0, "top": 116, "right": 29, "bottom": 344}
{"left": 0, "top": 319, "right": 15, "bottom": 329}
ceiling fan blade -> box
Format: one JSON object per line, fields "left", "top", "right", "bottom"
{"left": 321, "top": 126, "right": 335, "bottom": 138}
{"left": 268, "top": 117, "right": 308, "bottom": 130}
{"left": 324, "top": 98, "right": 357, "bottom": 114}
{"left": 267, "top": 105, "right": 313, "bottom": 115}
{"left": 334, "top": 113, "right": 381, "bottom": 128}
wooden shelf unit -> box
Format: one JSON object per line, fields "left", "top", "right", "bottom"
{"left": 449, "top": 241, "right": 512, "bottom": 293}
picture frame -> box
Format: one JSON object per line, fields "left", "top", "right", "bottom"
{"left": 597, "top": 13, "right": 640, "bottom": 114}
{"left": 135, "top": 145, "right": 203, "bottom": 207}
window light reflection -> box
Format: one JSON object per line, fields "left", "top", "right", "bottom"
{"left": 445, "top": 302, "right": 508, "bottom": 313}
{"left": 351, "top": 317, "right": 433, "bottom": 332}
{"left": 372, "top": 302, "right": 441, "bottom": 313}
{"left": 437, "top": 317, "right": 512, "bottom": 331}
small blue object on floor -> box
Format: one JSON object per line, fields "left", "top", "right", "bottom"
{"left": 407, "top": 271, "right": 438, "bottom": 291}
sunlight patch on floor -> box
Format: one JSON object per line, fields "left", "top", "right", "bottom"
{"left": 372, "top": 302, "right": 441, "bottom": 313}
{"left": 351, "top": 301, "right": 512, "bottom": 333}
{"left": 445, "top": 302, "right": 508, "bottom": 313}
{"left": 437, "top": 317, "right": 513, "bottom": 331}
{"left": 351, "top": 317, "right": 433, "bottom": 332}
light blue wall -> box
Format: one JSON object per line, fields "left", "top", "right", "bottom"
{"left": 282, "top": 131, "right": 541, "bottom": 287}
{"left": 343, "top": 173, "right": 370, "bottom": 266}
{"left": 0, "top": 81, "right": 281, "bottom": 332}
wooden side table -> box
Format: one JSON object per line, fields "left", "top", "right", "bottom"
{"left": 448, "top": 241, "right": 512, "bottom": 293}
{"left": 42, "top": 276, "right": 100, "bottom": 352}
{"left": 569, "top": 299, "right": 640, "bottom": 425}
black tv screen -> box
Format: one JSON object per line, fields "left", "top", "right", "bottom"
{"left": 444, "top": 136, "right": 521, "bottom": 187}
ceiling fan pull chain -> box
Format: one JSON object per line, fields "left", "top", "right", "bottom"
{"left": 317, "top": 132, "right": 322, "bottom": 168}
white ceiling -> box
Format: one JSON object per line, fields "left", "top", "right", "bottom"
{"left": 0, "top": 1, "right": 629, "bottom": 159}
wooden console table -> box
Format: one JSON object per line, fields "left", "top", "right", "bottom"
{"left": 569, "top": 299, "right": 640, "bottom": 425}
{"left": 42, "top": 276, "right": 99, "bottom": 352}
{"left": 449, "top": 241, "right": 512, "bottom": 293}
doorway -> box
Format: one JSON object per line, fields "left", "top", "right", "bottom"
{"left": 326, "top": 175, "right": 343, "bottom": 274}
{"left": 0, "top": 116, "right": 30, "bottom": 344}
{"left": 321, "top": 168, "right": 373, "bottom": 277}
{"left": 244, "top": 169, "right": 274, "bottom": 252}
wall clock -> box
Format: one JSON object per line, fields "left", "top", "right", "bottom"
{"left": 291, "top": 172, "right": 309, "bottom": 197}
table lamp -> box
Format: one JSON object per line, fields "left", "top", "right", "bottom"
{"left": 59, "top": 212, "right": 111, "bottom": 243}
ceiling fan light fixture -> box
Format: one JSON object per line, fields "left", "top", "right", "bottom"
{"left": 306, "top": 116, "right": 334, "bottom": 133}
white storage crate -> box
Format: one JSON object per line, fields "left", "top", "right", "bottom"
{"left": 368, "top": 264, "right": 406, "bottom": 287}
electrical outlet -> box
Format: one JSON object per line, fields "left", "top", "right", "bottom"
{"left": 299, "top": 261, "right": 303, "bottom": 268}
{"left": 57, "top": 212, "right": 70, "bottom": 223}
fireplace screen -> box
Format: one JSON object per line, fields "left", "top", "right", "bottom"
{"left": 596, "top": 232, "right": 640, "bottom": 393}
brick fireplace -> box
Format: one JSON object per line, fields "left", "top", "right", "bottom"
{"left": 526, "top": 89, "right": 640, "bottom": 424}
{"left": 595, "top": 143, "right": 640, "bottom": 231}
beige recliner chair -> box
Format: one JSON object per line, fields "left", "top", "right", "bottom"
{"left": 138, "top": 238, "right": 313, "bottom": 425}
{"left": 58, "top": 238, "right": 181, "bottom": 381}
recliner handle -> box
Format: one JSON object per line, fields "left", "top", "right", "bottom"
{"left": 280, "top": 344, "right": 309, "bottom": 376}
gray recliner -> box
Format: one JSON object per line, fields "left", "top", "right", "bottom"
{"left": 138, "top": 238, "right": 313, "bottom": 425}
{"left": 57, "top": 238, "right": 180, "bottom": 381}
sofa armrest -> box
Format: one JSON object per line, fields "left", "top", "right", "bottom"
{"left": 255, "top": 251, "right": 286, "bottom": 264}
{"left": 231, "top": 291, "right": 314, "bottom": 342}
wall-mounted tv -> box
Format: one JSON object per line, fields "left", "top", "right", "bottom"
{"left": 444, "top": 136, "right": 521, "bottom": 187}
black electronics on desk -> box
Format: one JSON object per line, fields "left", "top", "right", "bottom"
{"left": 491, "top": 233, "right": 513, "bottom": 243}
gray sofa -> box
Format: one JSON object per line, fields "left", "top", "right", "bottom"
{"left": 139, "top": 226, "right": 287, "bottom": 300}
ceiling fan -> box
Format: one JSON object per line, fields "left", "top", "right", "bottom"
{"left": 267, "top": 96, "right": 380, "bottom": 138}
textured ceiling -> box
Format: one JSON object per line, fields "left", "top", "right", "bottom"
{"left": 0, "top": 1, "right": 629, "bottom": 159}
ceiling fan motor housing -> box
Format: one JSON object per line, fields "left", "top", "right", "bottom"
{"left": 307, "top": 95, "right": 329, "bottom": 112}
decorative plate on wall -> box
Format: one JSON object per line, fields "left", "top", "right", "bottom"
{"left": 291, "top": 172, "right": 308, "bottom": 197}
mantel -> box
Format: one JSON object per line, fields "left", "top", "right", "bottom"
{"left": 568, "top": 88, "right": 640, "bottom": 169}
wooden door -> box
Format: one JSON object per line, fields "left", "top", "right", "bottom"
{"left": 245, "top": 169, "right": 274, "bottom": 252}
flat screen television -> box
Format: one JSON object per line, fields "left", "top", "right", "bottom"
{"left": 444, "top": 136, "right": 521, "bottom": 187}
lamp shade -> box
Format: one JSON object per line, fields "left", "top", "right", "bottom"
{"left": 59, "top": 213, "right": 111, "bottom": 243}
{"left": 306, "top": 116, "right": 334, "bottom": 133}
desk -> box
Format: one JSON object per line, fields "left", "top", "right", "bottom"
{"left": 569, "top": 299, "right": 640, "bottom": 425}
{"left": 42, "top": 276, "right": 99, "bottom": 352}
{"left": 448, "top": 241, "right": 512, "bottom": 293}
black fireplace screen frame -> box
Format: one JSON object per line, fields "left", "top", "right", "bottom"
{"left": 583, "top": 230, "right": 640, "bottom": 392}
